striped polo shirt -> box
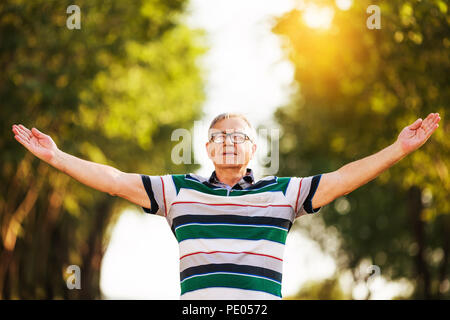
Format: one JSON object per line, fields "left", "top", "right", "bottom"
{"left": 140, "top": 168, "right": 322, "bottom": 300}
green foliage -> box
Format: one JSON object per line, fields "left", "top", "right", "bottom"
{"left": 273, "top": 0, "right": 449, "bottom": 299}
{"left": 285, "top": 277, "right": 349, "bottom": 300}
{"left": 0, "top": 0, "right": 206, "bottom": 298}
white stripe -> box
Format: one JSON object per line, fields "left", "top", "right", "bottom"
{"left": 180, "top": 251, "right": 283, "bottom": 274}
{"left": 285, "top": 176, "right": 301, "bottom": 211}
{"left": 161, "top": 175, "right": 178, "bottom": 225}
{"left": 180, "top": 287, "right": 281, "bottom": 300}
{"left": 176, "top": 185, "right": 289, "bottom": 205}
{"left": 179, "top": 238, "right": 285, "bottom": 261}
{"left": 171, "top": 188, "right": 295, "bottom": 221}
{"left": 170, "top": 203, "right": 294, "bottom": 222}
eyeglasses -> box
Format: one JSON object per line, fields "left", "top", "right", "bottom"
{"left": 209, "top": 131, "right": 253, "bottom": 144}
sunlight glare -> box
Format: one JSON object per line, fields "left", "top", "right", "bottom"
{"left": 302, "top": 4, "right": 334, "bottom": 30}
{"left": 335, "top": 0, "right": 353, "bottom": 11}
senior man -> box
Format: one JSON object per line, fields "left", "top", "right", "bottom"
{"left": 11, "top": 112, "right": 441, "bottom": 299}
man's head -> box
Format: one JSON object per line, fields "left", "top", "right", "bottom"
{"left": 206, "top": 113, "right": 257, "bottom": 169}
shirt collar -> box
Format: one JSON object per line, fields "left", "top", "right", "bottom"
{"left": 208, "top": 168, "right": 255, "bottom": 189}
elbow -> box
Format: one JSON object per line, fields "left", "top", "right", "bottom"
{"left": 107, "top": 185, "right": 118, "bottom": 196}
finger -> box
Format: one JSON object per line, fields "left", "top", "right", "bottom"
{"left": 16, "top": 125, "right": 32, "bottom": 140}
{"left": 409, "top": 118, "right": 422, "bottom": 130}
{"left": 18, "top": 124, "right": 32, "bottom": 136}
{"left": 31, "top": 127, "right": 45, "bottom": 138}
{"left": 422, "top": 113, "right": 435, "bottom": 128}
{"left": 426, "top": 123, "right": 439, "bottom": 139}
{"left": 12, "top": 125, "right": 26, "bottom": 139}
{"left": 16, "top": 129, "right": 30, "bottom": 143}
{"left": 422, "top": 118, "right": 432, "bottom": 132}
{"left": 428, "top": 113, "right": 440, "bottom": 130}
{"left": 431, "top": 113, "right": 440, "bottom": 124}
{"left": 424, "top": 118, "right": 439, "bottom": 137}
{"left": 422, "top": 113, "right": 438, "bottom": 132}
{"left": 434, "top": 113, "right": 441, "bottom": 124}
{"left": 14, "top": 134, "right": 31, "bottom": 148}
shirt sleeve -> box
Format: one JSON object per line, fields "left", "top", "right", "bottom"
{"left": 140, "top": 174, "right": 166, "bottom": 217}
{"left": 286, "top": 174, "right": 323, "bottom": 219}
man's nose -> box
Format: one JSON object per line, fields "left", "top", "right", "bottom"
{"left": 224, "top": 135, "right": 234, "bottom": 145}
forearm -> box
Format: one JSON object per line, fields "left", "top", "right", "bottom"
{"left": 337, "top": 141, "right": 407, "bottom": 195}
{"left": 50, "top": 149, "right": 121, "bottom": 196}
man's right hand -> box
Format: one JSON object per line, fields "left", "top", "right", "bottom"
{"left": 12, "top": 124, "right": 58, "bottom": 164}
{"left": 11, "top": 123, "right": 152, "bottom": 210}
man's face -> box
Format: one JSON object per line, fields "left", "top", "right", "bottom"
{"left": 206, "top": 117, "right": 257, "bottom": 169}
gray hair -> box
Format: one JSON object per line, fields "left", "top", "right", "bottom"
{"left": 208, "top": 113, "right": 256, "bottom": 142}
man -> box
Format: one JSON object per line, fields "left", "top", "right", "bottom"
{"left": 11, "top": 112, "right": 441, "bottom": 299}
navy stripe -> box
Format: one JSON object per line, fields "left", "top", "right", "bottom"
{"left": 171, "top": 214, "right": 292, "bottom": 234}
{"left": 180, "top": 263, "right": 282, "bottom": 283}
{"left": 186, "top": 174, "right": 229, "bottom": 190}
{"left": 244, "top": 177, "right": 277, "bottom": 190}
{"left": 303, "top": 174, "right": 322, "bottom": 213}
{"left": 187, "top": 174, "right": 277, "bottom": 191}
{"left": 185, "top": 174, "right": 202, "bottom": 182}
{"left": 140, "top": 175, "right": 159, "bottom": 214}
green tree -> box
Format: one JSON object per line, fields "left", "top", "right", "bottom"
{"left": 0, "top": 0, "right": 207, "bottom": 299}
{"left": 285, "top": 276, "right": 349, "bottom": 300}
{"left": 273, "top": 0, "right": 449, "bottom": 299}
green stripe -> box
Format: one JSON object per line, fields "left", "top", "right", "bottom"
{"left": 172, "top": 174, "right": 227, "bottom": 196}
{"left": 171, "top": 175, "right": 291, "bottom": 196}
{"left": 181, "top": 273, "right": 281, "bottom": 297}
{"left": 175, "top": 224, "right": 288, "bottom": 244}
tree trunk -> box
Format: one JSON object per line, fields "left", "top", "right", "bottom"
{"left": 407, "top": 185, "right": 431, "bottom": 299}
{"left": 438, "top": 215, "right": 449, "bottom": 299}
{"left": 79, "top": 199, "right": 113, "bottom": 299}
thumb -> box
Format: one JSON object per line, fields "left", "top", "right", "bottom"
{"left": 32, "top": 127, "right": 46, "bottom": 137}
{"left": 409, "top": 118, "right": 422, "bottom": 130}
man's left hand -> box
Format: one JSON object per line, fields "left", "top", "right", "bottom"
{"left": 396, "top": 112, "right": 441, "bottom": 155}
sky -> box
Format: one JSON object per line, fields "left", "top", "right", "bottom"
{"left": 185, "top": 0, "right": 299, "bottom": 179}
{"left": 100, "top": 0, "right": 411, "bottom": 300}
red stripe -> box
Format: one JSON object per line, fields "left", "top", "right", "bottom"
{"left": 172, "top": 201, "right": 291, "bottom": 208}
{"left": 294, "top": 178, "right": 303, "bottom": 212}
{"left": 160, "top": 176, "right": 167, "bottom": 217}
{"left": 180, "top": 250, "right": 283, "bottom": 262}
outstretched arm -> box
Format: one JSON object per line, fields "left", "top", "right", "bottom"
{"left": 11, "top": 124, "right": 151, "bottom": 209}
{"left": 310, "top": 113, "right": 441, "bottom": 209}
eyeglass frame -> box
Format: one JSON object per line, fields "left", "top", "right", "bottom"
{"left": 208, "top": 131, "right": 254, "bottom": 144}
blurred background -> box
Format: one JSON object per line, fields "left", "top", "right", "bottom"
{"left": 0, "top": 0, "right": 449, "bottom": 299}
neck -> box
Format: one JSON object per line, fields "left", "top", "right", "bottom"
{"left": 214, "top": 166, "right": 248, "bottom": 187}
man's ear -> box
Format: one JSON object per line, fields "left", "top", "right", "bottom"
{"left": 251, "top": 143, "right": 257, "bottom": 159}
{"left": 206, "top": 141, "right": 213, "bottom": 159}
